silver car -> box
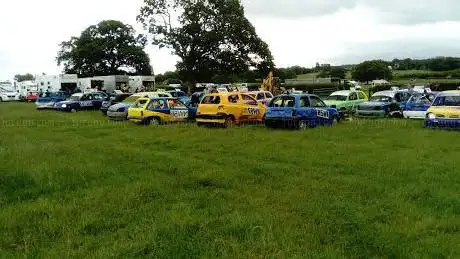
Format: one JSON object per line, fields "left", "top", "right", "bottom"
{"left": 106, "top": 91, "right": 173, "bottom": 120}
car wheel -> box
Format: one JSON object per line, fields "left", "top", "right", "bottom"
{"left": 149, "top": 117, "right": 161, "bottom": 126}
{"left": 223, "top": 116, "right": 234, "bottom": 128}
{"left": 298, "top": 120, "right": 309, "bottom": 130}
{"left": 331, "top": 116, "right": 338, "bottom": 126}
{"left": 70, "top": 108, "right": 77, "bottom": 113}
{"left": 197, "top": 122, "right": 205, "bottom": 127}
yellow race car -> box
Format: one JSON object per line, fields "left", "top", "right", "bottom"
{"left": 196, "top": 92, "right": 266, "bottom": 127}
{"left": 127, "top": 97, "right": 194, "bottom": 125}
{"left": 425, "top": 90, "right": 460, "bottom": 129}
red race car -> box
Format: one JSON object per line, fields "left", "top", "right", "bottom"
{"left": 26, "top": 91, "right": 40, "bottom": 102}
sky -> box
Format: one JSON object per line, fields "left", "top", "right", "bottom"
{"left": 1, "top": 0, "right": 460, "bottom": 80}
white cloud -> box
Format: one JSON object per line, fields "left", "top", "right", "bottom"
{"left": 1, "top": 0, "right": 460, "bottom": 80}
{"left": 242, "top": 0, "right": 460, "bottom": 24}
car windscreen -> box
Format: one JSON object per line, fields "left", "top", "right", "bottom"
{"left": 171, "top": 91, "right": 186, "bottom": 97}
{"left": 432, "top": 95, "right": 460, "bottom": 106}
{"left": 122, "top": 96, "right": 139, "bottom": 103}
{"left": 69, "top": 95, "right": 81, "bottom": 101}
{"left": 327, "top": 95, "right": 347, "bottom": 101}
{"left": 115, "top": 94, "right": 131, "bottom": 102}
{"left": 369, "top": 95, "right": 392, "bottom": 102}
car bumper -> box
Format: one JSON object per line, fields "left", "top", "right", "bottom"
{"left": 107, "top": 111, "right": 127, "bottom": 120}
{"left": 195, "top": 114, "right": 226, "bottom": 124}
{"left": 36, "top": 103, "right": 55, "bottom": 109}
{"left": 196, "top": 118, "right": 225, "bottom": 124}
{"left": 265, "top": 116, "right": 292, "bottom": 121}
{"left": 0, "top": 96, "right": 20, "bottom": 101}
{"left": 54, "top": 106, "right": 72, "bottom": 112}
{"left": 356, "top": 110, "right": 386, "bottom": 117}
{"left": 403, "top": 111, "right": 426, "bottom": 119}
{"left": 425, "top": 118, "right": 460, "bottom": 129}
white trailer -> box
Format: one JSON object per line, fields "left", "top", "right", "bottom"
{"left": 35, "top": 74, "right": 78, "bottom": 93}
{"left": 128, "top": 76, "right": 155, "bottom": 92}
{"left": 16, "top": 80, "right": 38, "bottom": 98}
{"left": 0, "top": 81, "right": 20, "bottom": 101}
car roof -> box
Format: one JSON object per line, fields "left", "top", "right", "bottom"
{"left": 204, "top": 92, "right": 252, "bottom": 97}
{"left": 372, "top": 90, "right": 397, "bottom": 97}
{"left": 133, "top": 91, "right": 171, "bottom": 96}
{"left": 331, "top": 90, "right": 351, "bottom": 95}
{"left": 438, "top": 90, "right": 460, "bottom": 96}
{"left": 276, "top": 93, "right": 317, "bottom": 98}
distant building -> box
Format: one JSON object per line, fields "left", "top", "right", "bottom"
{"left": 372, "top": 79, "right": 390, "bottom": 86}
{"left": 78, "top": 75, "right": 130, "bottom": 93}
{"left": 128, "top": 76, "right": 155, "bottom": 92}
{"left": 35, "top": 74, "right": 78, "bottom": 92}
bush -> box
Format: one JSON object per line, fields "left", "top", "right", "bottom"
{"left": 394, "top": 69, "right": 460, "bottom": 80}
{"left": 283, "top": 83, "right": 342, "bottom": 93}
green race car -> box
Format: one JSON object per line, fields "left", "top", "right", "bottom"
{"left": 324, "top": 90, "right": 368, "bottom": 114}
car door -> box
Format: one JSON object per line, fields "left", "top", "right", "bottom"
{"left": 79, "top": 94, "right": 93, "bottom": 110}
{"left": 410, "top": 96, "right": 432, "bottom": 114}
{"left": 167, "top": 99, "right": 189, "bottom": 121}
{"left": 241, "top": 94, "right": 262, "bottom": 121}
{"left": 266, "top": 96, "right": 284, "bottom": 119}
{"left": 281, "top": 96, "right": 296, "bottom": 119}
{"left": 128, "top": 98, "right": 150, "bottom": 119}
{"left": 91, "top": 93, "right": 105, "bottom": 109}
{"left": 298, "top": 96, "right": 313, "bottom": 119}
{"left": 309, "top": 95, "right": 332, "bottom": 125}
{"left": 348, "top": 92, "right": 358, "bottom": 111}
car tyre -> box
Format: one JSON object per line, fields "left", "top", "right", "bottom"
{"left": 70, "top": 108, "right": 77, "bottom": 113}
{"left": 298, "top": 120, "right": 309, "bottom": 130}
{"left": 149, "top": 117, "right": 161, "bottom": 126}
{"left": 331, "top": 116, "right": 338, "bottom": 126}
{"left": 223, "top": 116, "right": 234, "bottom": 128}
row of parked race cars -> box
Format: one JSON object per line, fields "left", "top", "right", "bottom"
{"left": 32, "top": 87, "right": 460, "bottom": 130}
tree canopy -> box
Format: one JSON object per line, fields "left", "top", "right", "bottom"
{"left": 57, "top": 20, "right": 153, "bottom": 77}
{"left": 351, "top": 60, "right": 392, "bottom": 82}
{"left": 14, "top": 73, "right": 35, "bottom": 82}
{"left": 138, "top": 0, "right": 274, "bottom": 84}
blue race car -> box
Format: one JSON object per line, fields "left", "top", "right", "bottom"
{"left": 403, "top": 92, "right": 438, "bottom": 119}
{"left": 54, "top": 92, "right": 108, "bottom": 112}
{"left": 35, "top": 91, "right": 70, "bottom": 109}
{"left": 265, "top": 94, "right": 340, "bottom": 130}
{"left": 356, "top": 89, "right": 412, "bottom": 118}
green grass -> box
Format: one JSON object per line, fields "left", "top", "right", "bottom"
{"left": 296, "top": 72, "right": 319, "bottom": 79}
{"left": 1, "top": 103, "right": 460, "bottom": 258}
{"left": 296, "top": 70, "right": 460, "bottom": 84}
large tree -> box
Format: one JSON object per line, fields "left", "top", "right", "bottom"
{"left": 351, "top": 60, "right": 392, "bottom": 83}
{"left": 138, "top": 0, "right": 274, "bottom": 85}
{"left": 57, "top": 20, "right": 153, "bottom": 77}
{"left": 14, "top": 73, "right": 35, "bottom": 82}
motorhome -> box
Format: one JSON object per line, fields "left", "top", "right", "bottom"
{"left": 0, "top": 81, "right": 20, "bottom": 101}
{"left": 78, "top": 75, "right": 129, "bottom": 93}
{"left": 16, "top": 80, "right": 38, "bottom": 99}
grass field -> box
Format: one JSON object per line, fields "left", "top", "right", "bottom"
{"left": 1, "top": 103, "right": 460, "bottom": 258}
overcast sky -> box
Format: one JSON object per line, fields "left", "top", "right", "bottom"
{"left": 1, "top": 0, "right": 460, "bottom": 80}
